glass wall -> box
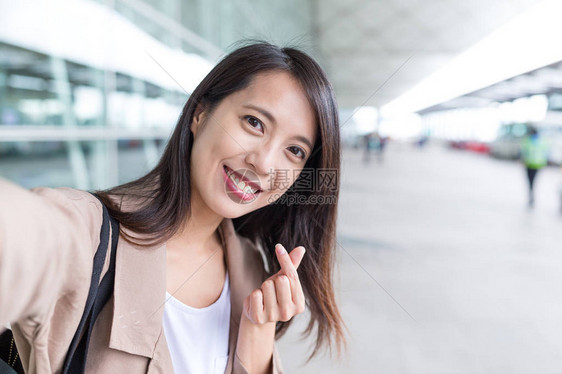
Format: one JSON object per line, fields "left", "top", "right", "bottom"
{"left": 0, "top": 0, "right": 315, "bottom": 189}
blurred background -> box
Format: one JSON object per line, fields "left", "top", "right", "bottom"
{"left": 1, "top": 0, "right": 562, "bottom": 373}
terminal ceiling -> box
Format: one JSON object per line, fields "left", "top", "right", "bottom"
{"left": 314, "top": 0, "right": 538, "bottom": 109}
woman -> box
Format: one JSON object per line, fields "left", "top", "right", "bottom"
{"left": 0, "top": 42, "right": 347, "bottom": 373}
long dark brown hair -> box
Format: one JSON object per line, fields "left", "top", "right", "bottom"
{"left": 94, "top": 41, "right": 347, "bottom": 362}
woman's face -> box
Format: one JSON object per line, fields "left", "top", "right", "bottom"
{"left": 189, "top": 70, "right": 318, "bottom": 219}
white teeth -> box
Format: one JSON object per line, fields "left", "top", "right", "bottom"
{"left": 227, "top": 168, "right": 257, "bottom": 194}
{"left": 226, "top": 167, "right": 258, "bottom": 194}
{"left": 227, "top": 171, "right": 239, "bottom": 185}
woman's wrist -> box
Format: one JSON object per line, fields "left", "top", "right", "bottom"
{"left": 235, "top": 314, "right": 276, "bottom": 374}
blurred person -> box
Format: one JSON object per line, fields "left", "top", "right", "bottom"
{"left": 362, "top": 132, "right": 373, "bottom": 164}
{"left": 0, "top": 42, "right": 347, "bottom": 374}
{"left": 521, "top": 125, "right": 548, "bottom": 207}
{"left": 416, "top": 134, "right": 429, "bottom": 148}
{"left": 559, "top": 165, "right": 562, "bottom": 213}
{"left": 375, "top": 132, "right": 388, "bottom": 163}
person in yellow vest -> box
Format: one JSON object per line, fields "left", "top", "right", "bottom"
{"left": 521, "top": 126, "right": 549, "bottom": 207}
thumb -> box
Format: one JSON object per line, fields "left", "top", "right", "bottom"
{"left": 288, "top": 246, "right": 306, "bottom": 270}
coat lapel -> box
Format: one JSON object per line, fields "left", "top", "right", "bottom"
{"left": 106, "top": 209, "right": 265, "bottom": 372}
{"left": 108, "top": 222, "right": 166, "bottom": 358}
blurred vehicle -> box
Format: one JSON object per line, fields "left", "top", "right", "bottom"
{"left": 465, "top": 141, "right": 490, "bottom": 154}
{"left": 489, "top": 122, "right": 528, "bottom": 160}
{"left": 448, "top": 140, "right": 467, "bottom": 150}
{"left": 490, "top": 112, "right": 562, "bottom": 164}
{"left": 536, "top": 111, "right": 562, "bottom": 165}
{"left": 448, "top": 140, "right": 490, "bottom": 154}
{"left": 539, "top": 126, "right": 562, "bottom": 165}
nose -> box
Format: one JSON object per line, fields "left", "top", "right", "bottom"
{"left": 244, "top": 146, "right": 277, "bottom": 190}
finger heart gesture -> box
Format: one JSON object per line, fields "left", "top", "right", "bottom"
{"left": 243, "top": 243, "right": 306, "bottom": 325}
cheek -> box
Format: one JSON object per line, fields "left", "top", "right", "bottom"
{"left": 204, "top": 123, "right": 242, "bottom": 155}
{"left": 190, "top": 136, "right": 218, "bottom": 189}
{"left": 267, "top": 171, "right": 298, "bottom": 194}
{"left": 192, "top": 129, "right": 223, "bottom": 162}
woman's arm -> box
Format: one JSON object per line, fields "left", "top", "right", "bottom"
{"left": 234, "top": 317, "right": 276, "bottom": 373}
{"left": 234, "top": 244, "right": 306, "bottom": 374}
{"left": 0, "top": 178, "right": 102, "bottom": 326}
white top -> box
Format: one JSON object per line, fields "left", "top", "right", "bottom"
{"left": 162, "top": 271, "right": 231, "bottom": 374}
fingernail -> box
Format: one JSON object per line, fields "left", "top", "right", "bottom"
{"left": 276, "top": 243, "right": 286, "bottom": 255}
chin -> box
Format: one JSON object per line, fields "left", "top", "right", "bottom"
{"left": 211, "top": 197, "right": 263, "bottom": 220}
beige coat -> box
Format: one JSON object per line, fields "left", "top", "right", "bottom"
{"left": 0, "top": 178, "right": 283, "bottom": 373}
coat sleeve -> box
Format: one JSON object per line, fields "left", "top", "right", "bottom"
{"left": 0, "top": 177, "right": 103, "bottom": 327}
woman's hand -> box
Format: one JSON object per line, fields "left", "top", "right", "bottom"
{"left": 235, "top": 244, "right": 306, "bottom": 373}
{"left": 243, "top": 243, "right": 307, "bottom": 325}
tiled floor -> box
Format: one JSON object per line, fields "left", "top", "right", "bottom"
{"left": 278, "top": 143, "right": 562, "bottom": 373}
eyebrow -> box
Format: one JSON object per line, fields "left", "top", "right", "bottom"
{"left": 242, "top": 104, "right": 315, "bottom": 151}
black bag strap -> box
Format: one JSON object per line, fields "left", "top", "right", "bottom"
{"left": 0, "top": 329, "right": 20, "bottom": 374}
{"left": 0, "top": 192, "right": 119, "bottom": 374}
{"left": 62, "top": 192, "right": 119, "bottom": 374}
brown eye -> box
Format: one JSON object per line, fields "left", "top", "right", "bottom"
{"left": 244, "top": 115, "right": 264, "bottom": 133}
{"left": 288, "top": 146, "right": 306, "bottom": 159}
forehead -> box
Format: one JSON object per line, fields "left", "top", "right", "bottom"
{"left": 226, "top": 71, "right": 317, "bottom": 143}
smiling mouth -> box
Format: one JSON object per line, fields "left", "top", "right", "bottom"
{"left": 223, "top": 165, "right": 262, "bottom": 202}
